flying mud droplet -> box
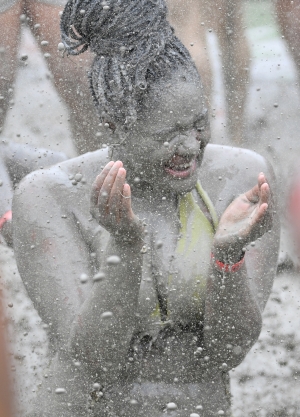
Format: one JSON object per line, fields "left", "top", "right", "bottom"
{"left": 140, "top": 245, "right": 147, "bottom": 254}
{"left": 80, "top": 273, "right": 88, "bottom": 284}
{"left": 100, "top": 311, "right": 113, "bottom": 319}
{"left": 74, "top": 173, "right": 82, "bottom": 182}
{"left": 55, "top": 388, "right": 66, "bottom": 394}
{"left": 166, "top": 402, "right": 177, "bottom": 410}
{"left": 106, "top": 255, "right": 121, "bottom": 265}
{"left": 93, "top": 272, "right": 105, "bottom": 282}
{"left": 20, "top": 54, "right": 28, "bottom": 61}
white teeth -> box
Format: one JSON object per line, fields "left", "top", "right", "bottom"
{"left": 169, "top": 161, "right": 192, "bottom": 170}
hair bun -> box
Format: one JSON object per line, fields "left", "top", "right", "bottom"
{"left": 60, "top": 0, "right": 193, "bottom": 126}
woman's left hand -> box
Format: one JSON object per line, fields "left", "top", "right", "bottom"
{"left": 213, "top": 172, "right": 273, "bottom": 263}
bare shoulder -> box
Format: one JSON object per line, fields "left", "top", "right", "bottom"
{"left": 200, "top": 144, "right": 275, "bottom": 216}
{"left": 14, "top": 149, "right": 109, "bottom": 200}
{"left": 13, "top": 149, "right": 110, "bottom": 226}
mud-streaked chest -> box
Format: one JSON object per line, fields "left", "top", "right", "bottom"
{"left": 136, "top": 190, "right": 216, "bottom": 332}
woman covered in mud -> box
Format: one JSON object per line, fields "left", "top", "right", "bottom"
{"left": 12, "top": 0, "right": 279, "bottom": 415}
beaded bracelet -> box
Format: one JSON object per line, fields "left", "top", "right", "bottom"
{"left": 211, "top": 252, "right": 245, "bottom": 273}
{"left": 0, "top": 211, "right": 12, "bottom": 231}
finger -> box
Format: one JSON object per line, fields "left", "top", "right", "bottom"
{"left": 98, "top": 161, "right": 123, "bottom": 213}
{"left": 108, "top": 167, "right": 126, "bottom": 221}
{"left": 253, "top": 202, "right": 269, "bottom": 225}
{"left": 245, "top": 184, "right": 259, "bottom": 203}
{"left": 90, "top": 161, "right": 114, "bottom": 208}
{"left": 119, "top": 183, "right": 133, "bottom": 220}
{"left": 258, "top": 172, "right": 267, "bottom": 188}
{"left": 259, "top": 182, "right": 270, "bottom": 207}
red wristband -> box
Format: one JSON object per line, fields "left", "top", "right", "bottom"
{"left": 211, "top": 252, "right": 245, "bottom": 273}
{"left": 0, "top": 211, "right": 12, "bottom": 231}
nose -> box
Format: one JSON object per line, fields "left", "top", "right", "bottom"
{"left": 170, "top": 133, "right": 199, "bottom": 156}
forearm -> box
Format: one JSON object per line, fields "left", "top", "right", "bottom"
{"left": 69, "top": 236, "right": 143, "bottom": 370}
{"left": 204, "top": 260, "right": 262, "bottom": 368}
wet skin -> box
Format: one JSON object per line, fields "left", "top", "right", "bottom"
{"left": 12, "top": 70, "right": 280, "bottom": 416}
{"left": 0, "top": 141, "right": 66, "bottom": 245}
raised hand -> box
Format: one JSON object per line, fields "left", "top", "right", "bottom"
{"left": 213, "top": 173, "right": 273, "bottom": 263}
{"left": 90, "top": 161, "right": 144, "bottom": 244}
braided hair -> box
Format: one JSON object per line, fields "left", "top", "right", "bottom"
{"left": 61, "top": 0, "right": 196, "bottom": 127}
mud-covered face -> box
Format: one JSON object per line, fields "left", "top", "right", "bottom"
{"left": 116, "top": 69, "right": 210, "bottom": 195}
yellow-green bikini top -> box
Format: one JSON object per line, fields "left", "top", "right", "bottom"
{"left": 145, "top": 182, "right": 219, "bottom": 327}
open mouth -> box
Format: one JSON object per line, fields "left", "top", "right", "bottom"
{"left": 164, "top": 154, "right": 197, "bottom": 178}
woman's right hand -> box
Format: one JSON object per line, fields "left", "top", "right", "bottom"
{"left": 90, "top": 161, "right": 144, "bottom": 244}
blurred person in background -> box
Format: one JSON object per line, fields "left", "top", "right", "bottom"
{"left": 167, "top": 0, "right": 250, "bottom": 145}
{"left": 0, "top": 292, "right": 15, "bottom": 417}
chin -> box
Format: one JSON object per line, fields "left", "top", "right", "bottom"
{"left": 164, "top": 171, "right": 199, "bottom": 195}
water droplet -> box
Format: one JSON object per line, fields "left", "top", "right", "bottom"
{"left": 134, "top": 177, "right": 140, "bottom": 183}
{"left": 8, "top": 303, "right": 13, "bottom": 308}
{"left": 140, "top": 245, "right": 147, "bottom": 254}
{"left": 190, "top": 414, "right": 200, "bottom": 417}
{"left": 0, "top": 180, "right": 3, "bottom": 186}
{"left": 196, "top": 405, "right": 203, "bottom": 410}
{"left": 80, "top": 273, "right": 88, "bottom": 283}
{"left": 41, "top": 40, "right": 49, "bottom": 46}
{"left": 93, "top": 272, "right": 105, "bottom": 282}
{"left": 44, "top": 53, "right": 51, "bottom": 59}
{"left": 80, "top": 9, "right": 86, "bottom": 14}
{"left": 103, "top": 5, "right": 110, "bottom": 10}
{"left": 34, "top": 23, "right": 41, "bottom": 29}
{"left": 106, "top": 255, "right": 121, "bottom": 265}
{"left": 58, "top": 42, "right": 64, "bottom": 51}
{"left": 163, "top": 142, "right": 169, "bottom": 147}
{"left": 166, "top": 402, "right": 177, "bottom": 410}
{"left": 217, "top": 411, "right": 225, "bottom": 416}
{"left": 273, "top": 103, "right": 278, "bottom": 108}
{"left": 156, "top": 240, "right": 163, "bottom": 249}
{"left": 55, "top": 388, "right": 66, "bottom": 394}
{"left": 93, "top": 383, "right": 100, "bottom": 390}
{"left": 130, "top": 399, "right": 138, "bottom": 405}
{"left": 74, "top": 173, "right": 82, "bottom": 182}
{"left": 100, "top": 311, "right": 113, "bottom": 319}
{"left": 20, "top": 54, "right": 28, "bottom": 61}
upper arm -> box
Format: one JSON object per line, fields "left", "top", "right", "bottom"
{"left": 12, "top": 170, "right": 92, "bottom": 347}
